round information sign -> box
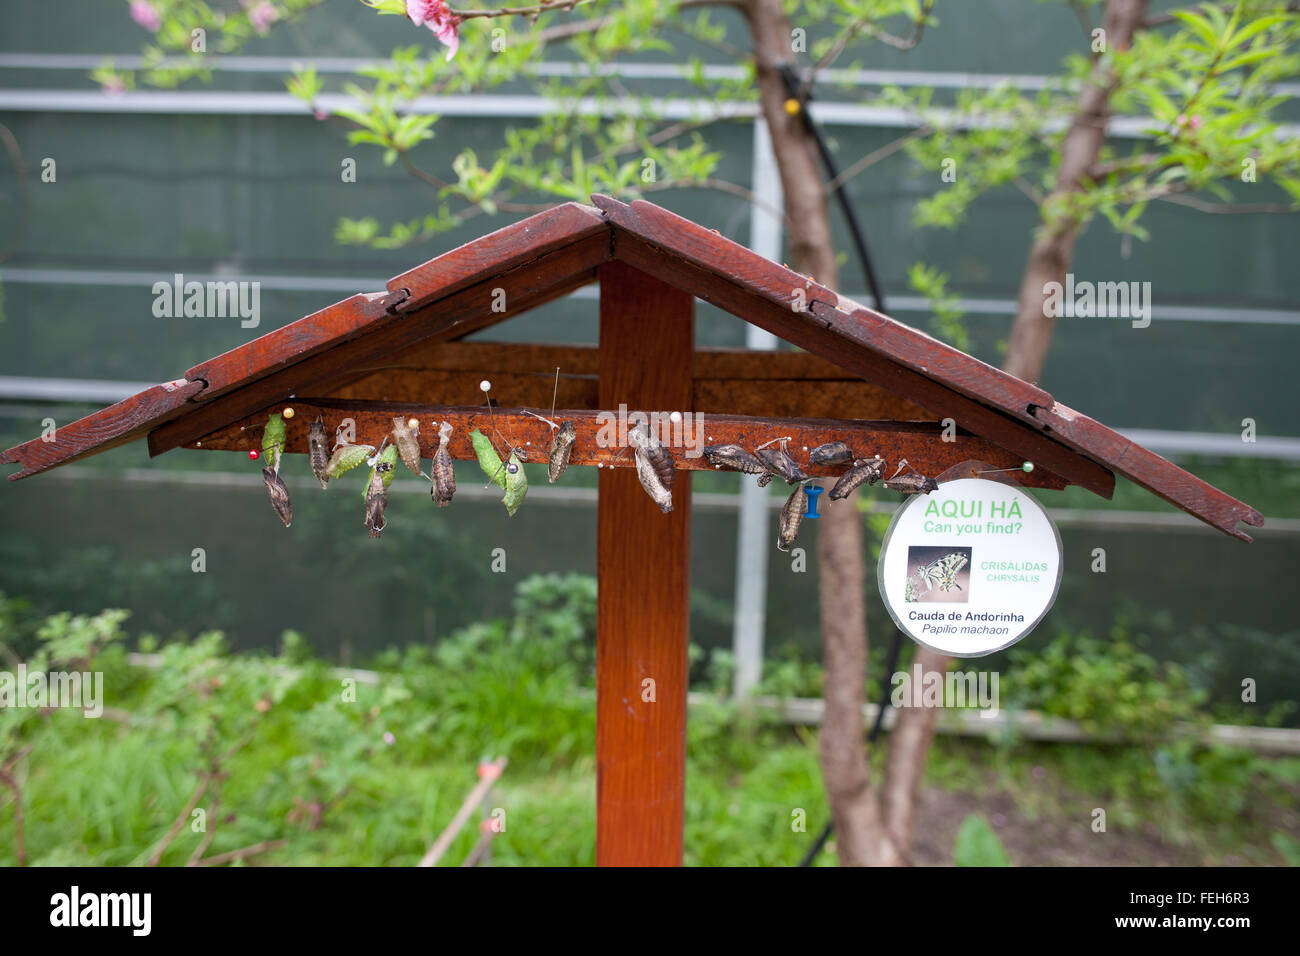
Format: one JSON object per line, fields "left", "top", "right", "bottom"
{"left": 877, "top": 477, "right": 1063, "bottom": 657}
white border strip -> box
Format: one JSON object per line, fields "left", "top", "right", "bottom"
{"left": 3, "top": 88, "right": 1295, "bottom": 139}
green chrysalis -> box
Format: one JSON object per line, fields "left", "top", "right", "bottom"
{"left": 470, "top": 429, "right": 507, "bottom": 490}
{"left": 262, "top": 412, "right": 287, "bottom": 471}
{"left": 502, "top": 452, "right": 527, "bottom": 517}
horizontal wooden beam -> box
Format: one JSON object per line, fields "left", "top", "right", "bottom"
{"left": 184, "top": 399, "right": 1072, "bottom": 489}
{"left": 325, "top": 342, "right": 935, "bottom": 421}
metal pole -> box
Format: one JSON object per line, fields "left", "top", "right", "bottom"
{"left": 732, "top": 117, "right": 782, "bottom": 699}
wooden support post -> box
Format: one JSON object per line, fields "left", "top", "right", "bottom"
{"left": 596, "top": 260, "right": 694, "bottom": 866}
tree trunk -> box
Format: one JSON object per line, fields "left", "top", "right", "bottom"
{"left": 1003, "top": 0, "right": 1149, "bottom": 383}
{"left": 744, "top": 0, "right": 898, "bottom": 867}
{"left": 880, "top": 0, "right": 1150, "bottom": 856}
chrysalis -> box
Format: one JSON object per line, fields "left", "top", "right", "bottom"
{"left": 755, "top": 439, "right": 808, "bottom": 484}
{"left": 391, "top": 416, "right": 424, "bottom": 476}
{"left": 548, "top": 420, "right": 577, "bottom": 483}
{"left": 809, "top": 441, "right": 853, "bottom": 467}
{"left": 828, "top": 455, "right": 885, "bottom": 501}
{"left": 325, "top": 443, "right": 375, "bottom": 480}
{"left": 431, "top": 420, "right": 455, "bottom": 507}
{"left": 628, "top": 423, "right": 673, "bottom": 514}
{"left": 756, "top": 472, "right": 775, "bottom": 488}
{"left": 703, "top": 444, "right": 766, "bottom": 474}
{"left": 883, "top": 463, "right": 939, "bottom": 496}
{"left": 262, "top": 467, "right": 292, "bottom": 528}
{"left": 261, "top": 412, "right": 287, "bottom": 472}
{"left": 308, "top": 416, "right": 330, "bottom": 489}
{"left": 364, "top": 469, "right": 388, "bottom": 537}
{"left": 363, "top": 445, "right": 398, "bottom": 537}
{"left": 777, "top": 483, "right": 808, "bottom": 552}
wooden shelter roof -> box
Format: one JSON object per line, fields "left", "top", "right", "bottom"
{"left": 1, "top": 196, "right": 1263, "bottom": 540}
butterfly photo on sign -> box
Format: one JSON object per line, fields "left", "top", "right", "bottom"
{"left": 904, "top": 546, "right": 972, "bottom": 604}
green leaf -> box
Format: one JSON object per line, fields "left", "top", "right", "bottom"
{"left": 262, "top": 413, "right": 287, "bottom": 470}
{"left": 503, "top": 452, "right": 528, "bottom": 517}
{"left": 953, "top": 814, "right": 1010, "bottom": 867}
{"left": 471, "top": 429, "right": 507, "bottom": 490}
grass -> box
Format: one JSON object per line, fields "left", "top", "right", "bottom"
{"left": 1, "top": 581, "right": 1297, "bottom": 867}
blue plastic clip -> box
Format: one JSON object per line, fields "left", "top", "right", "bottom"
{"left": 804, "top": 484, "right": 824, "bottom": 519}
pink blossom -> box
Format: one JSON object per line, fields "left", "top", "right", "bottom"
{"left": 406, "top": 0, "right": 461, "bottom": 61}
{"left": 383, "top": 731, "right": 396, "bottom": 746}
{"left": 247, "top": 1, "right": 279, "bottom": 34}
{"left": 129, "top": 1, "right": 162, "bottom": 32}
{"left": 100, "top": 76, "right": 127, "bottom": 98}
{"left": 313, "top": 108, "right": 328, "bottom": 122}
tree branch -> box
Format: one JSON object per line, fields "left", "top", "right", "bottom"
{"left": 0, "top": 746, "right": 33, "bottom": 866}
{"left": 195, "top": 839, "right": 287, "bottom": 867}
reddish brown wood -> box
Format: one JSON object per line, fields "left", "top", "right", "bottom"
{"left": 148, "top": 235, "right": 607, "bottom": 458}
{"left": 0, "top": 197, "right": 1262, "bottom": 543}
{"left": 187, "top": 203, "right": 606, "bottom": 400}
{"left": 595, "top": 194, "right": 1054, "bottom": 419}
{"left": 1, "top": 379, "right": 203, "bottom": 480}
{"left": 596, "top": 261, "right": 692, "bottom": 867}
{"left": 610, "top": 231, "right": 1118, "bottom": 499}
{"left": 386, "top": 202, "right": 605, "bottom": 312}
{"left": 1031, "top": 401, "right": 1265, "bottom": 541}
{"left": 189, "top": 401, "right": 1070, "bottom": 490}
{"left": 324, "top": 341, "right": 933, "bottom": 421}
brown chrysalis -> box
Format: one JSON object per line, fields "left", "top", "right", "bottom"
{"left": 548, "top": 420, "right": 577, "bottom": 483}
{"left": 882, "top": 459, "right": 939, "bottom": 495}
{"left": 262, "top": 467, "right": 293, "bottom": 528}
{"left": 308, "top": 416, "right": 329, "bottom": 489}
{"left": 828, "top": 455, "right": 886, "bottom": 500}
{"left": 628, "top": 422, "right": 674, "bottom": 513}
{"left": 755, "top": 438, "right": 808, "bottom": 484}
{"left": 777, "top": 483, "right": 808, "bottom": 551}
{"left": 431, "top": 420, "right": 456, "bottom": 507}
{"left": 809, "top": 441, "right": 853, "bottom": 467}
{"left": 703, "top": 444, "right": 766, "bottom": 474}
{"left": 391, "top": 416, "right": 424, "bottom": 477}
{"left": 364, "top": 466, "right": 390, "bottom": 537}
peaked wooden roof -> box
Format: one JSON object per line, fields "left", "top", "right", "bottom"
{"left": 1, "top": 196, "right": 1264, "bottom": 541}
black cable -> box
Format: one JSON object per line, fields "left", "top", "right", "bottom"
{"left": 776, "top": 63, "right": 905, "bottom": 866}
{"left": 778, "top": 65, "right": 887, "bottom": 314}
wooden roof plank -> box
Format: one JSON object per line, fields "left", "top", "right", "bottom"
{"left": 1, "top": 378, "right": 203, "bottom": 480}
{"left": 147, "top": 234, "right": 607, "bottom": 457}
{"left": 610, "top": 230, "right": 1117, "bottom": 498}
{"left": 594, "top": 194, "right": 1054, "bottom": 423}
{"left": 187, "top": 202, "right": 606, "bottom": 401}
{"left": 1033, "top": 401, "right": 1265, "bottom": 541}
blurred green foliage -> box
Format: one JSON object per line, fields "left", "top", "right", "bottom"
{"left": 0, "top": 576, "right": 1295, "bottom": 866}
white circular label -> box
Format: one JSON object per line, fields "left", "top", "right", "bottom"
{"left": 877, "top": 478, "right": 1063, "bottom": 657}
